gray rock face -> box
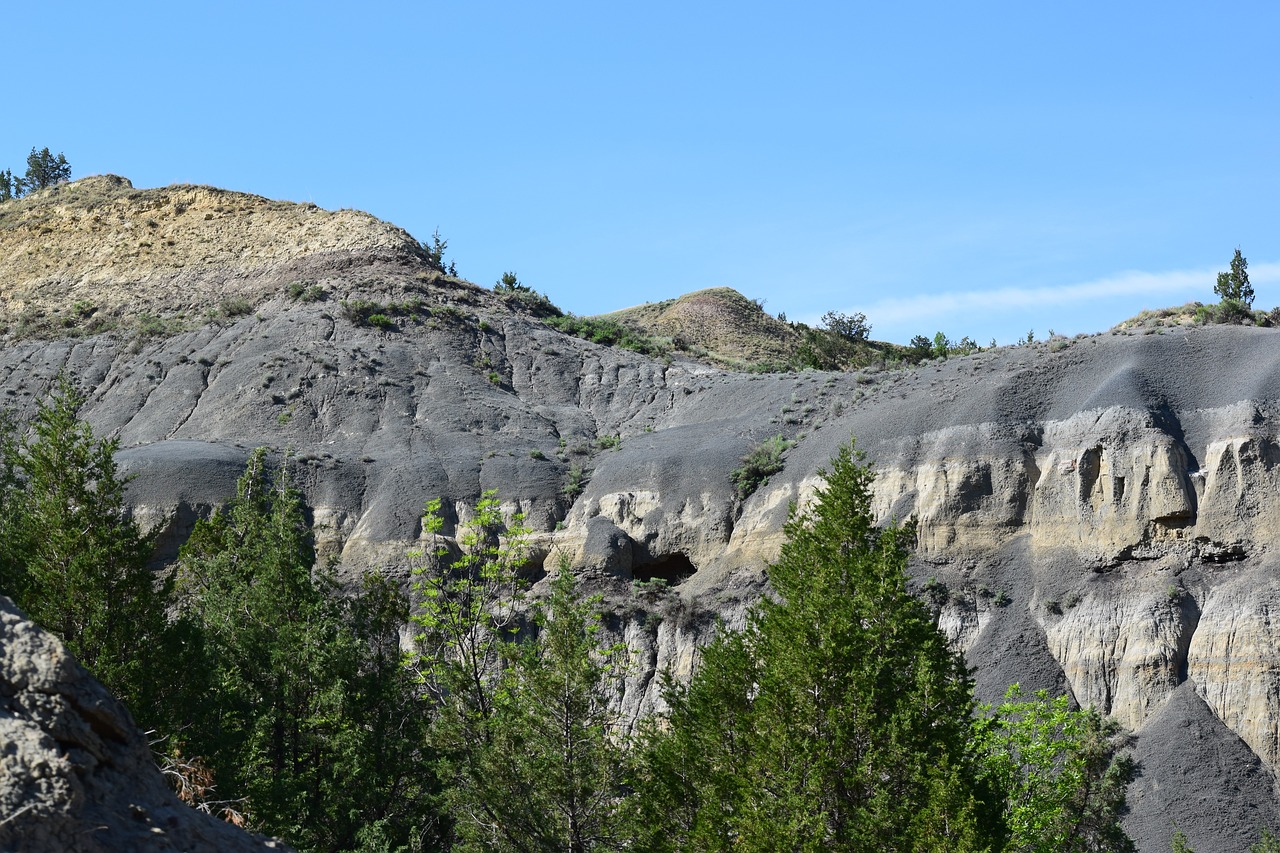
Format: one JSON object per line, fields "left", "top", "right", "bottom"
{"left": 0, "top": 594, "right": 286, "bottom": 852}
{"left": 8, "top": 294, "right": 1280, "bottom": 851}
{"left": 4, "top": 182, "right": 1280, "bottom": 849}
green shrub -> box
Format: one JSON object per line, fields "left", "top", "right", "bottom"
{"left": 561, "top": 464, "right": 587, "bottom": 499}
{"left": 287, "top": 281, "right": 328, "bottom": 302}
{"left": 220, "top": 298, "right": 253, "bottom": 318}
{"left": 1217, "top": 298, "right": 1252, "bottom": 325}
{"left": 731, "top": 434, "right": 795, "bottom": 499}
{"left": 1195, "top": 298, "right": 1254, "bottom": 326}
{"left": 341, "top": 300, "right": 398, "bottom": 330}
{"left": 135, "top": 312, "right": 179, "bottom": 341}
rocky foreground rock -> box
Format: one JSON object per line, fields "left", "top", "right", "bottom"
{"left": 0, "top": 594, "right": 287, "bottom": 851}
{"left": 2, "top": 176, "right": 1279, "bottom": 850}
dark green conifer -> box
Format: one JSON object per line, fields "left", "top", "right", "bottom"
{"left": 632, "top": 442, "right": 989, "bottom": 851}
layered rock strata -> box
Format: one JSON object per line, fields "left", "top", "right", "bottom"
{"left": 3, "top": 178, "right": 1280, "bottom": 850}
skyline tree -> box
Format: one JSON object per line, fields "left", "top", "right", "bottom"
{"left": 23, "top": 146, "right": 71, "bottom": 192}
{"left": 1214, "top": 247, "right": 1253, "bottom": 308}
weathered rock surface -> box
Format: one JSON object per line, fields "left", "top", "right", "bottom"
{"left": 3, "top": 177, "right": 1280, "bottom": 850}
{"left": 0, "top": 594, "right": 287, "bottom": 852}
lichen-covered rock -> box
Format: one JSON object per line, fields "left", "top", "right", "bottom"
{"left": 0, "top": 595, "right": 287, "bottom": 852}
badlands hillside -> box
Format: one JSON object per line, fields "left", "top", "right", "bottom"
{"left": 2, "top": 175, "right": 1280, "bottom": 850}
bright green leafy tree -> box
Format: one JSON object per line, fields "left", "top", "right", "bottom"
{"left": 410, "top": 495, "right": 632, "bottom": 851}
{"left": 408, "top": 490, "right": 530, "bottom": 846}
{"left": 630, "top": 442, "right": 991, "bottom": 851}
{"left": 464, "top": 567, "right": 631, "bottom": 852}
{"left": 177, "top": 448, "right": 440, "bottom": 852}
{"left": 976, "top": 686, "right": 1135, "bottom": 852}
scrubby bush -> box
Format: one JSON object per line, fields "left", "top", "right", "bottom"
{"left": 544, "top": 314, "right": 663, "bottom": 354}
{"left": 731, "top": 434, "right": 795, "bottom": 499}
{"left": 286, "top": 281, "right": 327, "bottom": 302}
{"left": 496, "top": 273, "right": 563, "bottom": 318}
{"left": 219, "top": 298, "right": 253, "bottom": 318}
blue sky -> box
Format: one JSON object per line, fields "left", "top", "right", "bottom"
{"left": 7, "top": 2, "right": 1278, "bottom": 345}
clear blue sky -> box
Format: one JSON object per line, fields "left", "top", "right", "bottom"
{"left": 7, "top": 2, "right": 1278, "bottom": 345}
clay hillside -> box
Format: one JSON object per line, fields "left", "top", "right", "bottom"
{"left": 3, "top": 176, "right": 1280, "bottom": 851}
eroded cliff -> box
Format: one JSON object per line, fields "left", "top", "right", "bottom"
{"left": 3, "top": 177, "right": 1279, "bottom": 850}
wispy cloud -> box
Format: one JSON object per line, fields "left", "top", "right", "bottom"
{"left": 844, "top": 262, "right": 1280, "bottom": 328}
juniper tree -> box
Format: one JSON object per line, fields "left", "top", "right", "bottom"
{"left": 0, "top": 377, "right": 176, "bottom": 724}
{"left": 177, "top": 448, "right": 440, "bottom": 852}
{"left": 630, "top": 442, "right": 990, "bottom": 851}
{"left": 1214, "top": 248, "right": 1253, "bottom": 308}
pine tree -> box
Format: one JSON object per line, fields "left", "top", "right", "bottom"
{"left": 0, "top": 169, "right": 18, "bottom": 201}
{"left": 631, "top": 442, "right": 990, "bottom": 851}
{"left": 22, "top": 146, "right": 71, "bottom": 191}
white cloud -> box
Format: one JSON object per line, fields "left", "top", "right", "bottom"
{"left": 840, "top": 262, "right": 1280, "bottom": 329}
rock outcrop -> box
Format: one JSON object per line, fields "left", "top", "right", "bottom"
{"left": 0, "top": 594, "right": 287, "bottom": 851}
{"left": 3, "top": 177, "right": 1280, "bottom": 850}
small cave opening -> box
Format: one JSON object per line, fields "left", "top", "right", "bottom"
{"left": 518, "top": 553, "right": 548, "bottom": 584}
{"left": 633, "top": 552, "right": 698, "bottom": 586}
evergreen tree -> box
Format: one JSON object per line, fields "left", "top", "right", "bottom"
{"left": 1214, "top": 248, "right": 1253, "bottom": 308}
{"left": 23, "top": 146, "right": 71, "bottom": 191}
{"left": 177, "top": 448, "right": 440, "bottom": 852}
{"left": 0, "top": 168, "right": 18, "bottom": 201}
{"left": 0, "top": 376, "right": 176, "bottom": 724}
{"left": 631, "top": 442, "right": 990, "bottom": 851}
{"left": 423, "top": 227, "right": 452, "bottom": 274}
